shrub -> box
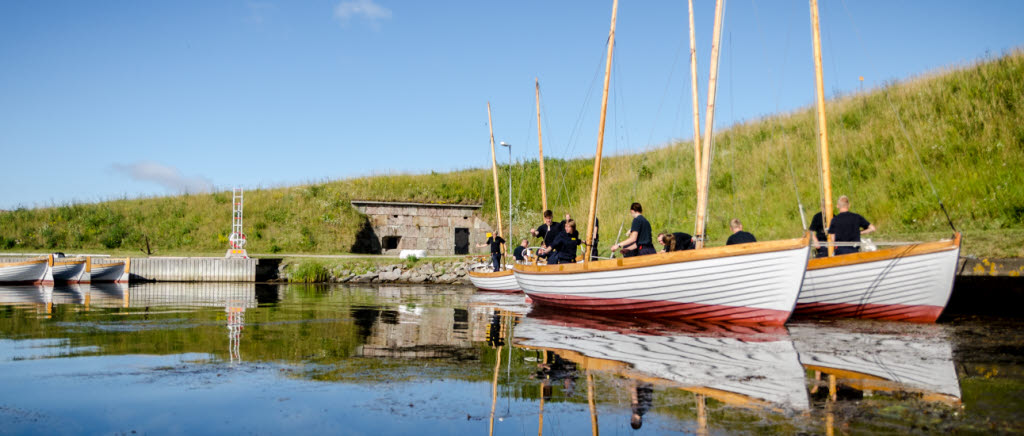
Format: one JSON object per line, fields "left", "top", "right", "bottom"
{"left": 291, "top": 261, "right": 330, "bottom": 283}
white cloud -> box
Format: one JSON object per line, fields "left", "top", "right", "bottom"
{"left": 246, "top": 2, "right": 276, "bottom": 24}
{"left": 111, "top": 161, "right": 214, "bottom": 194}
{"left": 334, "top": 0, "right": 392, "bottom": 25}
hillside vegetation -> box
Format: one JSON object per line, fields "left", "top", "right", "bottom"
{"left": 2, "top": 51, "right": 1022, "bottom": 258}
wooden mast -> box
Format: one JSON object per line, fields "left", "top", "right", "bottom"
{"left": 694, "top": 0, "right": 725, "bottom": 249}
{"left": 687, "top": 0, "right": 703, "bottom": 204}
{"left": 536, "top": 78, "right": 548, "bottom": 212}
{"left": 487, "top": 102, "right": 506, "bottom": 264}
{"left": 810, "top": 0, "right": 835, "bottom": 257}
{"left": 583, "top": 0, "right": 618, "bottom": 268}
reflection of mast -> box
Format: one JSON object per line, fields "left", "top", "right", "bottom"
{"left": 488, "top": 344, "right": 502, "bottom": 436}
{"left": 226, "top": 300, "right": 245, "bottom": 363}
{"left": 586, "top": 370, "right": 599, "bottom": 436}
{"left": 696, "top": 394, "right": 708, "bottom": 436}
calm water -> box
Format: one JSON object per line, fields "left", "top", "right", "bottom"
{"left": 0, "top": 282, "right": 1021, "bottom": 435}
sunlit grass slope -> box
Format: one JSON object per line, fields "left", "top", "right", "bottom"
{"left": 1, "top": 51, "right": 1021, "bottom": 257}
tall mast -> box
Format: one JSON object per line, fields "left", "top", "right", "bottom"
{"left": 810, "top": 0, "right": 835, "bottom": 256}
{"left": 487, "top": 102, "right": 505, "bottom": 260}
{"left": 583, "top": 0, "right": 619, "bottom": 268}
{"left": 694, "top": 0, "right": 725, "bottom": 249}
{"left": 687, "top": 0, "right": 702, "bottom": 204}
{"left": 536, "top": 78, "right": 548, "bottom": 212}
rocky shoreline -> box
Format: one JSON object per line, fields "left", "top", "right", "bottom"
{"left": 276, "top": 258, "right": 484, "bottom": 284}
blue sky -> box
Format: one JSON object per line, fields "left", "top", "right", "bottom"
{"left": 1, "top": 0, "right": 1021, "bottom": 209}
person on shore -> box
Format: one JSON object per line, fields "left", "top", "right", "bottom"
{"left": 808, "top": 202, "right": 830, "bottom": 257}
{"left": 828, "top": 195, "right": 876, "bottom": 255}
{"left": 726, "top": 219, "right": 757, "bottom": 245}
{"left": 540, "top": 220, "right": 581, "bottom": 265}
{"left": 611, "top": 203, "right": 656, "bottom": 258}
{"left": 513, "top": 239, "right": 529, "bottom": 263}
{"left": 658, "top": 232, "right": 694, "bottom": 252}
{"left": 476, "top": 232, "right": 505, "bottom": 272}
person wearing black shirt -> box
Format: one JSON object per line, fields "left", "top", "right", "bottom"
{"left": 476, "top": 232, "right": 506, "bottom": 272}
{"left": 611, "top": 203, "right": 656, "bottom": 257}
{"left": 589, "top": 217, "right": 600, "bottom": 260}
{"left": 544, "top": 219, "right": 581, "bottom": 264}
{"left": 630, "top": 382, "right": 654, "bottom": 430}
{"left": 513, "top": 239, "right": 528, "bottom": 263}
{"left": 658, "top": 232, "right": 694, "bottom": 252}
{"left": 531, "top": 210, "right": 563, "bottom": 261}
{"left": 828, "top": 195, "right": 876, "bottom": 255}
{"left": 725, "top": 218, "right": 757, "bottom": 245}
{"left": 808, "top": 209, "right": 829, "bottom": 257}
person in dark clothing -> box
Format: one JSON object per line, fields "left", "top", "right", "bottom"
{"left": 531, "top": 210, "right": 563, "bottom": 262}
{"left": 540, "top": 220, "right": 581, "bottom": 264}
{"left": 808, "top": 209, "right": 829, "bottom": 258}
{"left": 658, "top": 232, "right": 694, "bottom": 252}
{"left": 589, "top": 217, "right": 600, "bottom": 260}
{"left": 630, "top": 382, "right": 654, "bottom": 430}
{"left": 513, "top": 239, "right": 528, "bottom": 263}
{"left": 476, "top": 232, "right": 506, "bottom": 271}
{"left": 611, "top": 203, "right": 656, "bottom": 257}
{"left": 725, "top": 218, "right": 757, "bottom": 245}
{"left": 828, "top": 195, "right": 876, "bottom": 255}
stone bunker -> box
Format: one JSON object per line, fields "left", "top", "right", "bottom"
{"left": 350, "top": 200, "right": 494, "bottom": 256}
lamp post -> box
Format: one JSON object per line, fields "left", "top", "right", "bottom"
{"left": 499, "top": 142, "right": 512, "bottom": 255}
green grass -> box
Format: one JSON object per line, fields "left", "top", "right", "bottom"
{"left": 2, "top": 51, "right": 1022, "bottom": 258}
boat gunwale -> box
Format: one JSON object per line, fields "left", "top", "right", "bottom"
{"left": 0, "top": 259, "right": 48, "bottom": 268}
{"left": 53, "top": 260, "right": 87, "bottom": 266}
{"left": 513, "top": 233, "right": 809, "bottom": 276}
{"left": 468, "top": 269, "right": 515, "bottom": 278}
{"left": 806, "top": 232, "right": 960, "bottom": 271}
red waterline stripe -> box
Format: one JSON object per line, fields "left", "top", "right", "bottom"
{"left": 793, "top": 302, "right": 944, "bottom": 323}
{"left": 526, "top": 292, "right": 791, "bottom": 326}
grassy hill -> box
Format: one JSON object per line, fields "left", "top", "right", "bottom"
{"left": 2, "top": 51, "right": 1022, "bottom": 258}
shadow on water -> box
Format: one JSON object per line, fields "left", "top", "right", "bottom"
{"left": 0, "top": 282, "right": 1020, "bottom": 433}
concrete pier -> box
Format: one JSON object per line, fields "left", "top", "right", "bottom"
{"left": 129, "top": 257, "right": 259, "bottom": 282}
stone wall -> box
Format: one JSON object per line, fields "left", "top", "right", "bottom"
{"left": 351, "top": 201, "right": 494, "bottom": 255}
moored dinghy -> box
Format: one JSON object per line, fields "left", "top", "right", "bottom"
{"left": 468, "top": 269, "right": 520, "bottom": 293}
{"left": 51, "top": 257, "right": 88, "bottom": 283}
{"left": 0, "top": 258, "right": 49, "bottom": 284}
{"left": 90, "top": 258, "right": 130, "bottom": 283}
{"left": 514, "top": 0, "right": 809, "bottom": 325}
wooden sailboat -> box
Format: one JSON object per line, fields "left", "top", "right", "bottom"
{"left": 514, "top": 311, "right": 811, "bottom": 413}
{"left": 794, "top": 0, "right": 960, "bottom": 323}
{"left": 469, "top": 103, "right": 522, "bottom": 293}
{"left": 512, "top": 0, "right": 809, "bottom": 326}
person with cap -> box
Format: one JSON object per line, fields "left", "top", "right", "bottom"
{"left": 476, "top": 232, "right": 506, "bottom": 271}
{"left": 610, "top": 202, "right": 656, "bottom": 258}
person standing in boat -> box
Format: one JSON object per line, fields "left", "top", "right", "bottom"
{"left": 828, "top": 195, "right": 876, "bottom": 255}
{"left": 531, "top": 210, "right": 563, "bottom": 262}
{"left": 808, "top": 201, "right": 831, "bottom": 257}
{"left": 630, "top": 381, "right": 654, "bottom": 430}
{"left": 589, "top": 217, "right": 600, "bottom": 260}
{"left": 611, "top": 203, "right": 656, "bottom": 257}
{"left": 540, "top": 220, "right": 581, "bottom": 264}
{"left": 476, "top": 232, "right": 505, "bottom": 272}
{"left": 726, "top": 218, "right": 757, "bottom": 245}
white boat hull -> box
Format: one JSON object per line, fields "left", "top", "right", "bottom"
{"left": 0, "top": 260, "right": 49, "bottom": 284}
{"left": 52, "top": 261, "right": 87, "bottom": 283}
{"left": 513, "top": 237, "right": 810, "bottom": 325}
{"left": 797, "top": 234, "right": 960, "bottom": 323}
{"left": 468, "top": 270, "right": 521, "bottom": 292}
{"left": 91, "top": 261, "right": 128, "bottom": 283}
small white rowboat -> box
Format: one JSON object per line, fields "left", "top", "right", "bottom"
{"left": 0, "top": 259, "right": 49, "bottom": 284}
{"left": 468, "top": 269, "right": 521, "bottom": 293}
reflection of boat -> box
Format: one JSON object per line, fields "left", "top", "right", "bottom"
{"left": 468, "top": 291, "right": 531, "bottom": 316}
{"left": 790, "top": 324, "right": 962, "bottom": 405}
{"left": 51, "top": 284, "right": 85, "bottom": 305}
{"left": 51, "top": 258, "right": 87, "bottom": 283}
{"left": 514, "top": 311, "right": 810, "bottom": 412}
{"left": 0, "top": 285, "right": 48, "bottom": 306}
{"left": 86, "top": 282, "right": 130, "bottom": 308}
{"left": 90, "top": 258, "right": 130, "bottom": 283}
{"left": 0, "top": 258, "right": 48, "bottom": 284}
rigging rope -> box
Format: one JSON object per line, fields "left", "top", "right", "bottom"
{"left": 836, "top": 0, "right": 957, "bottom": 232}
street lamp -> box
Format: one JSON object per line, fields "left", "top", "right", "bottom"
{"left": 499, "top": 141, "right": 512, "bottom": 254}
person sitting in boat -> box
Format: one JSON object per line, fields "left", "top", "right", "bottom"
{"left": 726, "top": 218, "right": 757, "bottom": 245}
{"left": 540, "top": 220, "right": 581, "bottom": 264}
{"left": 657, "top": 232, "right": 695, "bottom": 252}
{"left": 828, "top": 195, "right": 876, "bottom": 255}
{"left": 808, "top": 202, "right": 830, "bottom": 257}
{"left": 513, "top": 239, "right": 529, "bottom": 263}
{"left": 476, "top": 232, "right": 505, "bottom": 272}
{"left": 611, "top": 202, "right": 656, "bottom": 257}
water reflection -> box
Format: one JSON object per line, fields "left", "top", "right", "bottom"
{"left": 0, "top": 283, "right": 1003, "bottom": 434}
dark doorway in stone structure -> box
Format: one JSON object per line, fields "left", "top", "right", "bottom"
{"left": 454, "top": 228, "right": 470, "bottom": 255}
{"left": 382, "top": 236, "right": 401, "bottom": 250}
